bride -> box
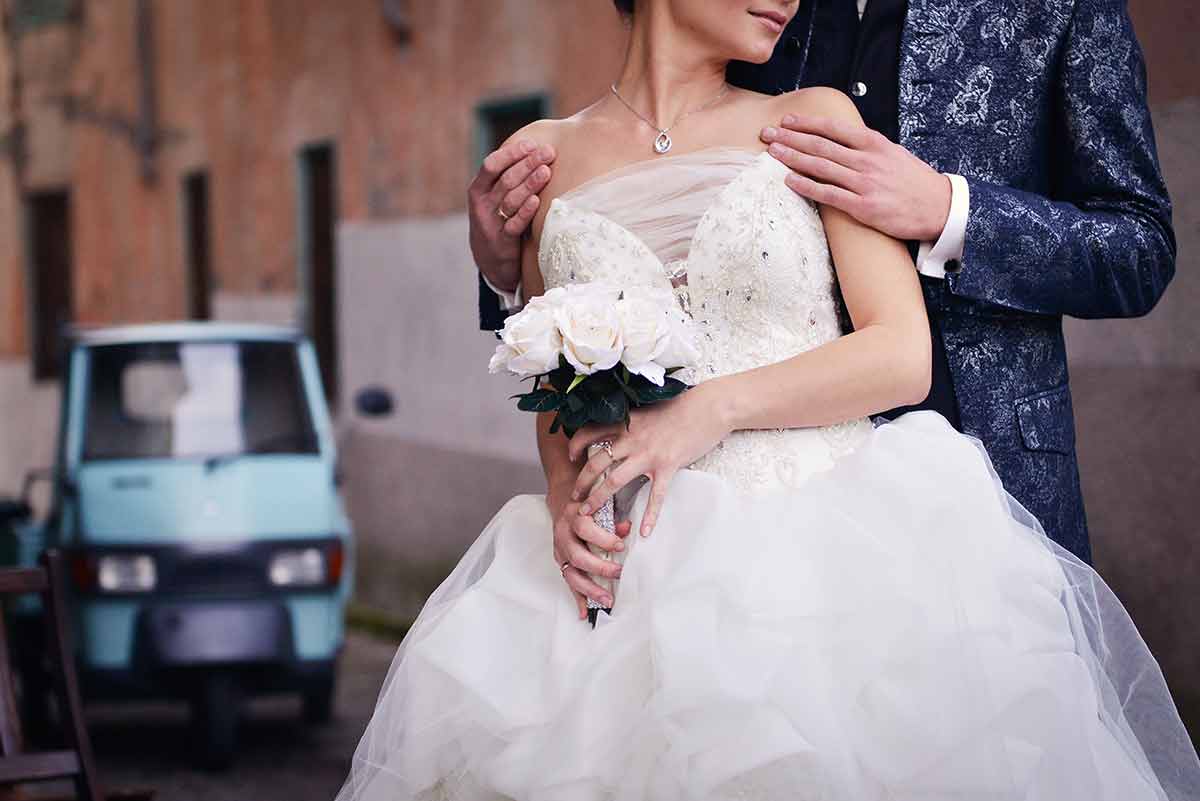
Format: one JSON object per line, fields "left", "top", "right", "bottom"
{"left": 336, "top": 1, "right": 1200, "bottom": 799}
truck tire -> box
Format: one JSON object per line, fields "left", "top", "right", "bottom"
{"left": 192, "top": 671, "right": 242, "bottom": 770}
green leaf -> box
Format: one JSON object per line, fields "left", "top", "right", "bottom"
{"left": 590, "top": 391, "right": 628, "bottom": 425}
{"left": 633, "top": 376, "right": 689, "bottom": 405}
{"left": 563, "top": 401, "right": 590, "bottom": 428}
{"left": 516, "top": 389, "right": 562, "bottom": 413}
{"left": 547, "top": 357, "right": 576, "bottom": 393}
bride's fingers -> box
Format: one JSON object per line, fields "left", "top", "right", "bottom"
{"left": 565, "top": 538, "right": 623, "bottom": 580}
{"left": 567, "top": 424, "right": 622, "bottom": 463}
{"left": 571, "top": 449, "right": 614, "bottom": 501}
{"left": 579, "top": 457, "right": 646, "bottom": 517}
{"left": 571, "top": 437, "right": 633, "bottom": 501}
{"left": 570, "top": 513, "right": 625, "bottom": 552}
{"left": 563, "top": 564, "right": 614, "bottom": 607}
{"left": 639, "top": 468, "right": 675, "bottom": 537}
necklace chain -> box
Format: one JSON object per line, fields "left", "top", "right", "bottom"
{"left": 610, "top": 81, "right": 730, "bottom": 155}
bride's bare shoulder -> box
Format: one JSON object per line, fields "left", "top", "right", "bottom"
{"left": 764, "top": 86, "right": 867, "bottom": 128}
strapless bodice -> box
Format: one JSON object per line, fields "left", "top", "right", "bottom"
{"left": 538, "top": 148, "right": 871, "bottom": 492}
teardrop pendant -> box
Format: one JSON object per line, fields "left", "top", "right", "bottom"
{"left": 654, "top": 131, "right": 673, "bottom": 154}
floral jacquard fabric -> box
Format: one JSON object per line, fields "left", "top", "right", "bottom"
{"left": 892, "top": 0, "right": 1173, "bottom": 562}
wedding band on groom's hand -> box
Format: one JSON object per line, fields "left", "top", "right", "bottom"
{"left": 496, "top": 206, "right": 512, "bottom": 221}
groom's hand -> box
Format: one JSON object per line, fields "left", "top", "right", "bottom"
{"left": 761, "top": 115, "right": 951, "bottom": 243}
{"left": 468, "top": 139, "right": 556, "bottom": 293}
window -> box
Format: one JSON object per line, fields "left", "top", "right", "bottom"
{"left": 26, "top": 190, "right": 73, "bottom": 381}
{"left": 474, "top": 93, "right": 550, "bottom": 166}
{"left": 182, "top": 170, "right": 212, "bottom": 321}
{"left": 82, "top": 341, "right": 317, "bottom": 462}
{"left": 11, "top": 0, "right": 76, "bottom": 33}
{"left": 297, "top": 143, "right": 338, "bottom": 402}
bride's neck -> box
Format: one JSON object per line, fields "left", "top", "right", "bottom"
{"left": 612, "top": 10, "right": 728, "bottom": 128}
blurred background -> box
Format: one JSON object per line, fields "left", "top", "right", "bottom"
{"left": 0, "top": 0, "right": 1195, "bottom": 798}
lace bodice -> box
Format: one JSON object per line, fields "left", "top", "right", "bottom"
{"left": 538, "top": 148, "right": 872, "bottom": 492}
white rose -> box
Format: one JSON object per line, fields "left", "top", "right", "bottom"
{"left": 616, "top": 289, "right": 676, "bottom": 386}
{"left": 524, "top": 284, "right": 569, "bottom": 314}
{"left": 654, "top": 304, "right": 701, "bottom": 379}
{"left": 555, "top": 291, "right": 624, "bottom": 375}
{"left": 489, "top": 304, "right": 562, "bottom": 377}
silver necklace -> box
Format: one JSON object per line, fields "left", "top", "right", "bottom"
{"left": 609, "top": 81, "right": 730, "bottom": 155}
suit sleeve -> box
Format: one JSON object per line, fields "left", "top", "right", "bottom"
{"left": 478, "top": 273, "right": 509, "bottom": 333}
{"left": 947, "top": 0, "right": 1175, "bottom": 319}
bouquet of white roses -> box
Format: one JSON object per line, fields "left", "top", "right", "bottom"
{"left": 489, "top": 282, "right": 700, "bottom": 438}
{"left": 489, "top": 281, "right": 700, "bottom": 627}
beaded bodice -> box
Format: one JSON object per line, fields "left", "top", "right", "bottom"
{"left": 538, "top": 148, "right": 871, "bottom": 492}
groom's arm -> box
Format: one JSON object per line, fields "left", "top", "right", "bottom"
{"left": 949, "top": 0, "right": 1174, "bottom": 320}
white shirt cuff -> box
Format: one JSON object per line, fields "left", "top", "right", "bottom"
{"left": 482, "top": 272, "right": 524, "bottom": 311}
{"left": 915, "top": 173, "right": 969, "bottom": 280}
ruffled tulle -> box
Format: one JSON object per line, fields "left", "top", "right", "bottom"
{"left": 335, "top": 412, "right": 1200, "bottom": 800}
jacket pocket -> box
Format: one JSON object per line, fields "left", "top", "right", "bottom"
{"left": 1014, "top": 383, "right": 1076, "bottom": 455}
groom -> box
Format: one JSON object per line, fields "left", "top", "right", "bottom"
{"left": 467, "top": 0, "right": 1174, "bottom": 565}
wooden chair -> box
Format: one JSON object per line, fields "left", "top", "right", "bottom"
{"left": 0, "top": 550, "right": 103, "bottom": 801}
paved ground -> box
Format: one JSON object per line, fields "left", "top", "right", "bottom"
{"left": 46, "top": 631, "right": 400, "bottom": 801}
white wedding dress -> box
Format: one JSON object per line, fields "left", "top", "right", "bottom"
{"left": 335, "top": 148, "right": 1200, "bottom": 800}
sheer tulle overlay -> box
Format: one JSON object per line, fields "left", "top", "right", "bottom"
{"left": 335, "top": 149, "right": 1200, "bottom": 800}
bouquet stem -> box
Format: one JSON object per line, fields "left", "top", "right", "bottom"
{"left": 586, "top": 492, "right": 616, "bottom": 629}
{"left": 585, "top": 441, "right": 632, "bottom": 629}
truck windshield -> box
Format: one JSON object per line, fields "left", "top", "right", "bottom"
{"left": 82, "top": 341, "right": 319, "bottom": 462}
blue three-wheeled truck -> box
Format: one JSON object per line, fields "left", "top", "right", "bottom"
{"left": 0, "top": 322, "right": 390, "bottom": 769}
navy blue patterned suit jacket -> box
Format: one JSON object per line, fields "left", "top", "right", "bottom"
{"left": 477, "top": 0, "right": 1174, "bottom": 563}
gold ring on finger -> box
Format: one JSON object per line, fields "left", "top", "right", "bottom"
{"left": 497, "top": 206, "right": 512, "bottom": 221}
{"left": 559, "top": 559, "right": 570, "bottom": 575}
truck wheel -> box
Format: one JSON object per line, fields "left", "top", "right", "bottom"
{"left": 302, "top": 673, "right": 335, "bottom": 725}
{"left": 192, "top": 671, "right": 242, "bottom": 770}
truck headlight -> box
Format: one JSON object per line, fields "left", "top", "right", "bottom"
{"left": 268, "top": 547, "right": 327, "bottom": 587}
{"left": 96, "top": 554, "right": 157, "bottom": 593}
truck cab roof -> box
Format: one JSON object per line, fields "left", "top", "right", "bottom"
{"left": 67, "top": 322, "right": 304, "bottom": 347}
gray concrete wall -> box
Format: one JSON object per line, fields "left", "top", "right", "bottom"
{"left": 335, "top": 216, "right": 543, "bottom": 620}
{"left": 1063, "top": 95, "right": 1200, "bottom": 729}
{"left": 0, "top": 362, "right": 59, "bottom": 512}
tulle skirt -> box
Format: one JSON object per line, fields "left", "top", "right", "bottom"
{"left": 335, "top": 411, "right": 1200, "bottom": 800}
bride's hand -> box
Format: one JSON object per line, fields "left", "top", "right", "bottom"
{"left": 546, "top": 483, "right": 632, "bottom": 619}
{"left": 567, "top": 382, "right": 732, "bottom": 538}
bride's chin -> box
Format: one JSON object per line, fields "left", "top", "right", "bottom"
{"left": 732, "top": 39, "right": 781, "bottom": 65}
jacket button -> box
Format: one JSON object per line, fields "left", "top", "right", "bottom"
{"left": 944, "top": 258, "right": 962, "bottom": 274}
{"left": 786, "top": 36, "right": 803, "bottom": 56}
{"left": 851, "top": 81, "right": 868, "bottom": 97}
